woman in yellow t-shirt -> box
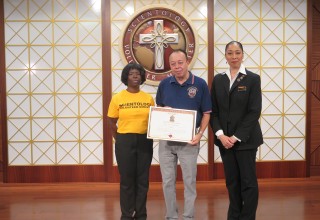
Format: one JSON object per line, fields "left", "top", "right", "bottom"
{"left": 107, "top": 63, "right": 154, "bottom": 220}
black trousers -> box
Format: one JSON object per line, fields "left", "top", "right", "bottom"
{"left": 115, "top": 133, "right": 153, "bottom": 220}
{"left": 219, "top": 148, "right": 259, "bottom": 220}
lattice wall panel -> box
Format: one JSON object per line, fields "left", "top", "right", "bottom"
{"left": 214, "top": 0, "right": 307, "bottom": 162}
{"left": 5, "top": 0, "right": 103, "bottom": 166}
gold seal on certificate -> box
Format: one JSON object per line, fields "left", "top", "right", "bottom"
{"left": 147, "top": 106, "right": 197, "bottom": 142}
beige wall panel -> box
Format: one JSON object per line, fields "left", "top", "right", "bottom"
{"left": 214, "top": 0, "right": 307, "bottom": 162}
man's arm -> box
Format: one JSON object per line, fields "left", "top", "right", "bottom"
{"left": 189, "top": 113, "right": 210, "bottom": 145}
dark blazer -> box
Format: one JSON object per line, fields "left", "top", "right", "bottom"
{"left": 210, "top": 69, "right": 263, "bottom": 150}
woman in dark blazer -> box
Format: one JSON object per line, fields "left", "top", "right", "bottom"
{"left": 210, "top": 41, "right": 263, "bottom": 220}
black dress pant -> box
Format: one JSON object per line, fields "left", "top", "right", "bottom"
{"left": 219, "top": 148, "right": 259, "bottom": 220}
{"left": 115, "top": 133, "right": 153, "bottom": 220}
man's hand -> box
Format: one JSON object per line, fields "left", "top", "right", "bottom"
{"left": 189, "top": 132, "right": 202, "bottom": 146}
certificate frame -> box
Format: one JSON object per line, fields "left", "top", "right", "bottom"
{"left": 147, "top": 106, "right": 197, "bottom": 142}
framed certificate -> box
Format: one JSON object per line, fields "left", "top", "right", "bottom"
{"left": 147, "top": 106, "right": 197, "bottom": 142}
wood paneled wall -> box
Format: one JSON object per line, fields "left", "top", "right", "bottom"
{"left": 0, "top": 0, "right": 318, "bottom": 182}
{"left": 310, "top": 0, "right": 320, "bottom": 176}
{"left": 0, "top": 99, "right": 2, "bottom": 180}
{"left": 0, "top": 0, "right": 6, "bottom": 182}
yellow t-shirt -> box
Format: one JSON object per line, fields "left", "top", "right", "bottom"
{"left": 107, "top": 90, "right": 155, "bottom": 134}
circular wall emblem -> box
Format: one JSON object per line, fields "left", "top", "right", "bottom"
{"left": 120, "top": 5, "right": 198, "bottom": 86}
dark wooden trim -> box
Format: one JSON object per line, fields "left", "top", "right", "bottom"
{"left": 207, "top": 0, "right": 214, "bottom": 87}
{"left": 109, "top": 164, "right": 218, "bottom": 183}
{"left": 110, "top": 164, "right": 221, "bottom": 182}
{"left": 214, "top": 161, "right": 307, "bottom": 179}
{"left": 6, "top": 166, "right": 106, "bottom": 183}
{"left": 311, "top": 165, "right": 320, "bottom": 176}
{"left": 101, "top": 0, "right": 115, "bottom": 182}
{"left": 0, "top": 0, "right": 8, "bottom": 183}
{"left": 110, "top": 160, "right": 309, "bottom": 182}
{"left": 207, "top": 0, "right": 215, "bottom": 181}
{"left": 309, "top": 0, "right": 320, "bottom": 176}
{"left": 305, "top": 0, "right": 313, "bottom": 177}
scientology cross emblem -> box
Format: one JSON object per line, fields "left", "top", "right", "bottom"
{"left": 139, "top": 20, "right": 179, "bottom": 70}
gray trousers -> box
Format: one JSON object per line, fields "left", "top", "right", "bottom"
{"left": 159, "top": 140, "right": 200, "bottom": 220}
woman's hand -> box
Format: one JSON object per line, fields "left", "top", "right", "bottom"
{"left": 219, "top": 135, "right": 234, "bottom": 149}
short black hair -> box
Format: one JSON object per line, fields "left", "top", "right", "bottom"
{"left": 169, "top": 49, "right": 188, "bottom": 60}
{"left": 225, "top": 41, "right": 244, "bottom": 53}
{"left": 121, "top": 62, "right": 146, "bottom": 86}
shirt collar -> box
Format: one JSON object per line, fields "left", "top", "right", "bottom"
{"left": 222, "top": 64, "right": 247, "bottom": 76}
{"left": 170, "top": 72, "right": 194, "bottom": 85}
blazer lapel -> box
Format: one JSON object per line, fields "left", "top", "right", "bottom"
{"left": 222, "top": 74, "right": 230, "bottom": 94}
{"left": 230, "top": 73, "right": 246, "bottom": 93}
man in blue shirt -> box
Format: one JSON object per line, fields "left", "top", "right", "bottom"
{"left": 156, "top": 49, "right": 212, "bottom": 220}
